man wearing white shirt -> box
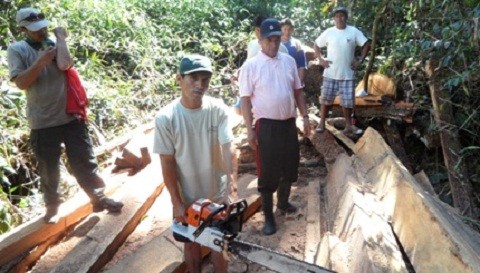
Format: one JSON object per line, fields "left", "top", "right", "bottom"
{"left": 314, "top": 7, "right": 370, "bottom": 135}
{"left": 239, "top": 18, "right": 310, "bottom": 236}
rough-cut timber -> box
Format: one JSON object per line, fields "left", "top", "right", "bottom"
{"left": 29, "top": 154, "right": 164, "bottom": 273}
{"left": 355, "top": 127, "right": 480, "bottom": 273}
{"left": 320, "top": 153, "right": 408, "bottom": 273}
{"left": 0, "top": 170, "right": 127, "bottom": 269}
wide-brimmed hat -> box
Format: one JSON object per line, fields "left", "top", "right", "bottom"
{"left": 16, "top": 8, "right": 50, "bottom": 31}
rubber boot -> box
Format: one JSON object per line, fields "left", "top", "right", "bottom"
{"left": 277, "top": 182, "right": 298, "bottom": 215}
{"left": 261, "top": 193, "right": 276, "bottom": 235}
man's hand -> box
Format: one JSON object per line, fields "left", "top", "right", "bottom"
{"left": 351, "top": 59, "right": 363, "bottom": 70}
{"left": 36, "top": 47, "right": 56, "bottom": 66}
{"left": 319, "top": 58, "right": 330, "bottom": 69}
{"left": 53, "top": 27, "right": 69, "bottom": 40}
{"left": 247, "top": 130, "right": 258, "bottom": 151}
{"left": 172, "top": 202, "right": 187, "bottom": 223}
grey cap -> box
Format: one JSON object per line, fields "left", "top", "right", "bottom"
{"left": 16, "top": 8, "right": 50, "bottom": 31}
{"left": 332, "top": 7, "right": 348, "bottom": 17}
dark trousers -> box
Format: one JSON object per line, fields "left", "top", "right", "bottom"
{"left": 30, "top": 120, "right": 105, "bottom": 206}
{"left": 255, "top": 118, "right": 299, "bottom": 193}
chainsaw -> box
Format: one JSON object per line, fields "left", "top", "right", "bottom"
{"left": 171, "top": 198, "right": 335, "bottom": 273}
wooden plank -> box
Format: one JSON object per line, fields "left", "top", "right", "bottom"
{"left": 0, "top": 170, "right": 128, "bottom": 268}
{"left": 321, "top": 153, "right": 409, "bottom": 273}
{"left": 304, "top": 179, "right": 321, "bottom": 264}
{"left": 29, "top": 154, "right": 164, "bottom": 273}
{"left": 355, "top": 127, "right": 480, "bottom": 273}
{"left": 327, "top": 96, "right": 416, "bottom": 123}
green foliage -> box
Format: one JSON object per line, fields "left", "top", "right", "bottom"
{"left": 1, "top": 0, "right": 480, "bottom": 231}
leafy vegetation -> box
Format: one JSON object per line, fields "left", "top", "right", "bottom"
{"left": 0, "top": 0, "right": 479, "bottom": 233}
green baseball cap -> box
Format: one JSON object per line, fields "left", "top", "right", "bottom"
{"left": 179, "top": 55, "right": 213, "bottom": 75}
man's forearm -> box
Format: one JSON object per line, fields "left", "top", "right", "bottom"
{"left": 241, "top": 97, "right": 254, "bottom": 132}
{"left": 55, "top": 38, "right": 73, "bottom": 70}
{"left": 14, "top": 61, "right": 46, "bottom": 90}
{"left": 294, "top": 89, "right": 308, "bottom": 117}
{"left": 159, "top": 155, "right": 183, "bottom": 207}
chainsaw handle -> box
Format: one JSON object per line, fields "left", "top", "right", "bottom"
{"left": 192, "top": 203, "right": 227, "bottom": 238}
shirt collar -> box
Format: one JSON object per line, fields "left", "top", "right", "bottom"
{"left": 258, "top": 50, "right": 281, "bottom": 61}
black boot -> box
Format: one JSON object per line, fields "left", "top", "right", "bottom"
{"left": 277, "top": 182, "right": 298, "bottom": 215}
{"left": 261, "top": 193, "right": 276, "bottom": 235}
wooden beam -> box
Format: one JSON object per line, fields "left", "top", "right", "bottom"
{"left": 29, "top": 155, "right": 164, "bottom": 273}
{"left": 0, "top": 171, "right": 127, "bottom": 267}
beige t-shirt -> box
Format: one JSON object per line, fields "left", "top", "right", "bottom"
{"left": 153, "top": 96, "right": 234, "bottom": 205}
{"left": 7, "top": 40, "right": 74, "bottom": 129}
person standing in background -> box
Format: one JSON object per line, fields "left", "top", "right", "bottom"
{"left": 239, "top": 18, "right": 311, "bottom": 236}
{"left": 7, "top": 7, "right": 123, "bottom": 224}
{"left": 280, "top": 18, "right": 307, "bottom": 84}
{"left": 314, "top": 7, "right": 370, "bottom": 135}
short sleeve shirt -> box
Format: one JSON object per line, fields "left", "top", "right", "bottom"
{"left": 7, "top": 41, "right": 74, "bottom": 129}
{"left": 282, "top": 37, "right": 307, "bottom": 69}
{"left": 153, "top": 96, "right": 234, "bottom": 205}
{"left": 315, "top": 25, "right": 368, "bottom": 80}
{"left": 247, "top": 39, "right": 289, "bottom": 60}
{"left": 238, "top": 51, "right": 302, "bottom": 120}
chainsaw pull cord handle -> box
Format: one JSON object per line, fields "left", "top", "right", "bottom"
{"left": 192, "top": 203, "right": 227, "bottom": 238}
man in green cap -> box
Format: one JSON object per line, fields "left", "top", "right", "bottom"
{"left": 153, "top": 54, "right": 235, "bottom": 273}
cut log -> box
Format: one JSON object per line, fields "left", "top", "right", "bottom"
{"left": 319, "top": 153, "right": 409, "bottom": 273}
{"left": 355, "top": 127, "right": 480, "bottom": 273}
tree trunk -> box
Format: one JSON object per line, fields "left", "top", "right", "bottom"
{"left": 425, "top": 59, "right": 479, "bottom": 218}
{"left": 362, "top": 4, "right": 385, "bottom": 93}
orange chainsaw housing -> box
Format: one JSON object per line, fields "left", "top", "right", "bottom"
{"left": 185, "top": 198, "right": 228, "bottom": 227}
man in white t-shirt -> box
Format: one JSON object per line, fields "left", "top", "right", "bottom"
{"left": 153, "top": 55, "right": 235, "bottom": 273}
{"left": 314, "top": 7, "right": 370, "bottom": 135}
{"left": 239, "top": 18, "right": 311, "bottom": 236}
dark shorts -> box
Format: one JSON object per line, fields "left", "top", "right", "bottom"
{"left": 255, "top": 118, "right": 299, "bottom": 193}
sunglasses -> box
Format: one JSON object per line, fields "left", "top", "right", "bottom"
{"left": 21, "top": 13, "right": 45, "bottom": 23}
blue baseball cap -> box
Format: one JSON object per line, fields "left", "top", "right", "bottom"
{"left": 260, "top": 18, "right": 282, "bottom": 38}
